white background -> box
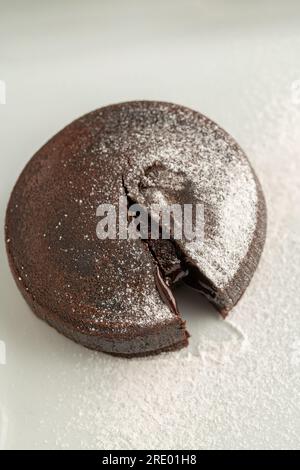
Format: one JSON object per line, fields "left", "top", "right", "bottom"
{"left": 1, "top": 0, "right": 300, "bottom": 449}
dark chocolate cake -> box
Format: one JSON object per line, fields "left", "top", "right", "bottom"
{"left": 5, "top": 101, "right": 266, "bottom": 356}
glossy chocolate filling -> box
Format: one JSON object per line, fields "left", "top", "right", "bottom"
{"left": 150, "top": 238, "right": 218, "bottom": 305}
{"left": 154, "top": 266, "right": 179, "bottom": 316}
{"left": 122, "top": 178, "right": 220, "bottom": 315}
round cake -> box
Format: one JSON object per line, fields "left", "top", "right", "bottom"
{"left": 5, "top": 101, "right": 266, "bottom": 357}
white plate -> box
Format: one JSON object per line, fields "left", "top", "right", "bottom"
{"left": 1, "top": 0, "right": 300, "bottom": 450}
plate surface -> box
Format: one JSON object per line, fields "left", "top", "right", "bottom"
{"left": 0, "top": 0, "right": 300, "bottom": 450}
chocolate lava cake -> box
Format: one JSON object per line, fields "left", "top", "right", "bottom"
{"left": 5, "top": 101, "right": 266, "bottom": 357}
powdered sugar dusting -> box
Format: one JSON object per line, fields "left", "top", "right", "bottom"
{"left": 120, "top": 102, "right": 260, "bottom": 290}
